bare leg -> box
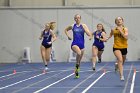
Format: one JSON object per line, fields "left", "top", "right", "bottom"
{"left": 98, "top": 50, "right": 103, "bottom": 63}
{"left": 72, "top": 45, "right": 83, "bottom": 65}
{"left": 122, "top": 55, "right": 126, "bottom": 65}
{"left": 45, "top": 47, "right": 52, "bottom": 65}
{"left": 72, "top": 45, "right": 83, "bottom": 78}
{"left": 92, "top": 46, "right": 98, "bottom": 70}
{"left": 114, "top": 50, "right": 124, "bottom": 80}
{"left": 40, "top": 45, "right": 47, "bottom": 65}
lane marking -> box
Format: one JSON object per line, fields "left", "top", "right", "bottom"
{"left": 130, "top": 70, "right": 136, "bottom": 93}
{"left": 0, "top": 73, "right": 45, "bottom": 90}
{"left": 67, "top": 64, "right": 108, "bottom": 93}
{"left": 33, "top": 73, "right": 74, "bottom": 93}
{"left": 0, "top": 69, "right": 74, "bottom": 89}
{"left": 122, "top": 64, "right": 133, "bottom": 93}
{"left": 0, "top": 73, "right": 15, "bottom": 79}
{"left": 12, "top": 71, "right": 66, "bottom": 93}
{"left": 81, "top": 72, "right": 107, "bottom": 93}
{"left": 0, "top": 68, "right": 73, "bottom": 79}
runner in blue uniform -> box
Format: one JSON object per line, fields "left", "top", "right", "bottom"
{"left": 65, "top": 14, "right": 92, "bottom": 78}
{"left": 91, "top": 23, "right": 107, "bottom": 71}
{"left": 39, "top": 22, "right": 56, "bottom": 70}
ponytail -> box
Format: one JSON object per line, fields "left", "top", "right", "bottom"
{"left": 50, "top": 22, "right": 56, "bottom": 30}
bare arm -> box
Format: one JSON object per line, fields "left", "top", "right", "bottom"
{"left": 50, "top": 30, "right": 57, "bottom": 43}
{"left": 118, "top": 27, "right": 128, "bottom": 39}
{"left": 99, "top": 32, "right": 108, "bottom": 42}
{"left": 39, "top": 31, "right": 43, "bottom": 40}
{"left": 89, "top": 31, "right": 94, "bottom": 40}
{"left": 82, "top": 24, "right": 92, "bottom": 40}
{"left": 107, "top": 29, "right": 114, "bottom": 40}
{"left": 64, "top": 25, "right": 73, "bottom": 40}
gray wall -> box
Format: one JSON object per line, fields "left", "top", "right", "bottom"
{"left": 1, "top": 0, "right": 140, "bottom": 6}
{"left": 0, "top": 7, "right": 140, "bottom": 63}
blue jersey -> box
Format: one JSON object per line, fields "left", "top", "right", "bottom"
{"left": 71, "top": 24, "right": 85, "bottom": 49}
{"left": 93, "top": 30, "right": 104, "bottom": 50}
{"left": 42, "top": 30, "right": 52, "bottom": 46}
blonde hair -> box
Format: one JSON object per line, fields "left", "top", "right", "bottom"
{"left": 45, "top": 22, "right": 56, "bottom": 30}
{"left": 49, "top": 22, "right": 56, "bottom": 30}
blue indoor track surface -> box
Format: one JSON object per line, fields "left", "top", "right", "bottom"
{"left": 0, "top": 61, "right": 139, "bottom": 93}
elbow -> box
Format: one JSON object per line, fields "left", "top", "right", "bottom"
{"left": 64, "top": 30, "right": 68, "bottom": 35}
{"left": 54, "top": 36, "right": 57, "bottom": 41}
{"left": 88, "top": 33, "right": 92, "bottom": 37}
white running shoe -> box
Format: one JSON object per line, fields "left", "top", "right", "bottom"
{"left": 120, "top": 76, "right": 125, "bottom": 81}
{"left": 45, "top": 67, "right": 49, "bottom": 70}
{"left": 115, "top": 63, "right": 119, "bottom": 72}
{"left": 92, "top": 66, "right": 96, "bottom": 71}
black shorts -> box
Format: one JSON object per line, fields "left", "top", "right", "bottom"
{"left": 42, "top": 43, "right": 52, "bottom": 49}
{"left": 113, "top": 48, "right": 127, "bottom": 55}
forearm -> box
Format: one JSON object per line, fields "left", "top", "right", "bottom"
{"left": 39, "top": 35, "right": 43, "bottom": 40}
{"left": 65, "top": 30, "right": 71, "bottom": 38}
{"left": 51, "top": 37, "right": 57, "bottom": 42}
{"left": 99, "top": 38, "right": 107, "bottom": 42}
{"left": 120, "top": 31, "right": 128, "bottom": 39}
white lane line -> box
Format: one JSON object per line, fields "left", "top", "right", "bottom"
{"left": 12, "top": 71, "right": 66, "bottom": 93}
{"left": 130, "top": 70, "right": 136, "bottom": 93}
{"left": 0, "top": 71, "right": 33, "bottom": 79}
{"left": 122, "top": 64, "right": 133, "bottom": 93}
{"left": 0, "top": 68, "right": 73, "bottom": 79}
{"left": 0, "top": 73, "right": 15, "bottom": 79}
{"left": 0, "top": 68, "right": 74, "bottom": 89}
{"left": 33, "top": 73, "right": 74, "bottom": 93}
{"left": 81, "top": 72, "right": 107, "bottom": 93}
{"left": 0, "top": 73, "right": 46, "bottom": 90}
{"left": 67, "top": 66, "right": 107, "bottom": 93}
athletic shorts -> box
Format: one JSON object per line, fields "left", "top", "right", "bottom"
{"left": 71, "top": 42, "right": 84, "bottom": 50}
{"left": 42, "top": 43, "right": 52, "bottom": 49}
{"left": 93, "top": 44, "right": 104, "bottom": 51}
{"left": 113, "top": 48, "right": 127, "bottom": 55}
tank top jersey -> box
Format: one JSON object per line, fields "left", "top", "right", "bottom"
{"left": 71, "top": 24, "right": 85, "bottom": 49}
{"left": 42, "top": 30, "right": 52, "bottom": 45}
{"left": 113, "top": 27, "right": 128, "bottom": 48}
{"left": 93, "top": 30, "right": 104, "bottom": 49}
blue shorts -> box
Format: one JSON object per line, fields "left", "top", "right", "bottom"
{"left": 71, "top": 42, "right": 84, "bottom": 50}
{"left": 93, "top": 43, "right": 104, "bottom": 51}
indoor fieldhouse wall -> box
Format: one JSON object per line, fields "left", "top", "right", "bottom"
{"left": 9, "top": 0, "right": 63, "bottom": 6}
{"left": 0, "top": 0, "right": 9, "bottom": 6}
{"left": 66, "top": 0, "right": 130, "bottom": 6}
{"left": 0, "top": 7, "right": 140, "bottom": 63}
{"left": 1, "top": 0, "right": 140, "bottom": 6}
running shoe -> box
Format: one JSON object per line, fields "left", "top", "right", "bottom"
{"left": 120, "top": 75, "right": 125, "bottom": 81}
{"left": 98, "top": 58, "right": 102, "bottom": 63}
{"left": 92, "top": 66, "right": 96, "bottom": 71}
{"left": 75, "top": 64, "right": 80, "bottom": 72}
{"left": 115, "top": 63, "right": 119, "bottom": 72}
{"left": 75, "top": 71, "right": 79, "bottom": 78}
{"left": 45, "top": 67, "right": 49, "bottom": 70}
{"left": 75, "top": 64, "right": 80, "bottom": 78}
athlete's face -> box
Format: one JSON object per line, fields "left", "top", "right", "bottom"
{"left": 97, "top": 24, "right": 103, "bottom": 31}
{"left": 115, "top": 17, "right": 124, "bottom": 26}
{"left": 74, "top": 15, "right": 81, "bottom": 24}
